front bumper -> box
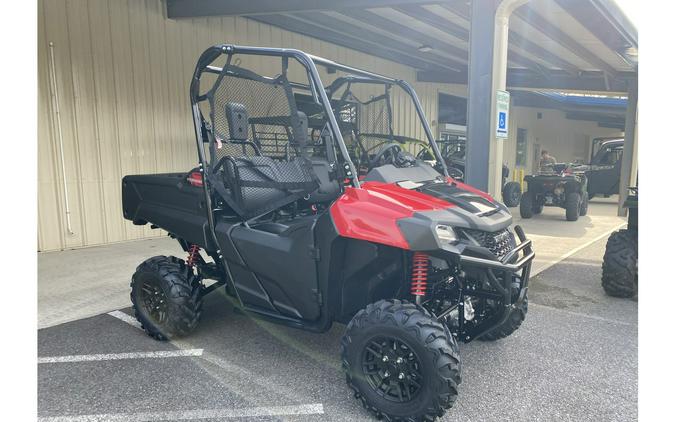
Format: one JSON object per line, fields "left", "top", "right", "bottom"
{"left": 455, "top": 225, "right": 534, "bottom": 341}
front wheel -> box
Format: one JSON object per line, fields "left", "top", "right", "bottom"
{"left": 502, "top": 182, "right": 521, "bottom": 207}
{"left": 341, "top": 299, "right": 461, "bottom": 421}
{"left": 478, "top": 295, "right": 528, "bottom": 341}
{"left": 131, "top": 256, "right": 203, "bottom": 341}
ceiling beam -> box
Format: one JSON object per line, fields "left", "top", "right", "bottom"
{"left": 339, "top": 8, "right": 546, "bottom": 76}
{"left": 393, "top": 4, "right": 469, "bottom": 41}
{"left": 291, "top": 11, "right": 464, "bottom": 71}
{"left": 337, "top": 8, "right": 469, "bottom": 64}
{"left": 167, "top": 0, "right": 448, "bottom": 18}
{"left": 598, "top": 121, "right": 625, "bottom": 130}
{"left": 553, "top": 0, "right": 637, "bottom": 68}
{"left": 591, "top": 0, "right": 637, "bottom": 48}
{"left": 396, "top": 3, "right": 578, "bottom": 73}
{"left": 515, "top": 5, "right": 617, "bottom": 77}
{"left": 247, "top": 14, "right": 444, "bottom": 71}
{"left": 437, "top": 1, "right": 471, "bottom": 21}
{"left": 507, "top": 31, "right": 579, "bottom": 74}
{"left": 417, "top": 69, "right": 634, "bottom": 93}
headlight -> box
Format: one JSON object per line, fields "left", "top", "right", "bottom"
{"left": 435, "top": 224, "right": 457, "bottom": 243}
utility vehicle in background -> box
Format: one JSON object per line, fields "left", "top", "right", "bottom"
{"left": 122, "top": 45, "right": 534, "bottom": 421}
{"left": 520, "top": 163, "right": 589, "bottom": 221}
{"left": 579, "top": 137, "right": 624, "bottom": 199}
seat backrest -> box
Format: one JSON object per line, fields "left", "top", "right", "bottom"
{"left": 307, "top": 159, "right": 341, "bottom": 204}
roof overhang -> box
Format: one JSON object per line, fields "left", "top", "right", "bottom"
{"left": 166, "top": 0, "right": 638, "bottom": 93}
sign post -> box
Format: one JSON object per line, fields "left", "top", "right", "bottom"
{"left": 495, "top": 90, "right": 510, "bottom": 139}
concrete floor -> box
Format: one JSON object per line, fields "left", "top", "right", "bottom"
{"left": 37, "top": 218, "right": 637, "bottom": 421}
{"left": 38, "top": 197, "right": 626, "bottom": 329}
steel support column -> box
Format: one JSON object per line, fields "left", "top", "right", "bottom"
{"left": 465, "top": 0, "right": 498, "bottom": 193}
{"left": 466, "top": 0, "right": 528, "bottom": 198}
{"left": 617, "top": 78, "right": 638, "bottom": 216}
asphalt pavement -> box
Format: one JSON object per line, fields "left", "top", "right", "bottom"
{"left": 38, "top": 231, "right": 637, "bottom": 422}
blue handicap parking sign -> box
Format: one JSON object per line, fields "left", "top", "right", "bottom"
{"left": 498, "top": 112, "right": 506, "bottom": 130}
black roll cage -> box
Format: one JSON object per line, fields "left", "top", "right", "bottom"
{"left": 189, "top": 44, "right": 450, "bottom": 246}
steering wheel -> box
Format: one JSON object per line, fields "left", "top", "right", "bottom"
{"left": 448, "top": 166, "right": 464, "bottom": 181}
{"left": 369, "top": 143, "right": 404, "bottom": 170}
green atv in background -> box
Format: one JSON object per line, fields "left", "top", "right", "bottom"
{"left": 601, "top": 187, "right": 638, "bottom": 298}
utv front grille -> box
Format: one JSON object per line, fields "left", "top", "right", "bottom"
{"left": 461, "top": 228, "right": 516, "bottom": 259}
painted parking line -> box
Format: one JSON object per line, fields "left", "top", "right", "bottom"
{"left": 38, "top": 349, "right": 204, "bottom": 364}
{"left": 107, "top": 309, "right": 143, "bottom": 330}
{"left": 530, "top": 222, "right": 626, "bottom": 277}
{"left": 37, "top": 403, "right": 325, "bottom": 422}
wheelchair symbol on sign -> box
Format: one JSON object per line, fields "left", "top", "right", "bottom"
{"left": 498, "top": 112, "right": 506, "bottom": 130}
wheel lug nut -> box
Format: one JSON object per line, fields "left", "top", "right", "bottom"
{"left": 382, "top": 355, "right": 389, "bottom": 362}
{"left": 398, "top": 372, "right": 405, "bottom": 380}
{"left": 383, "top": 371, "right": 390, "bottom": 377}
{"left": 396, "top": 357, "right": 403, "bottom": 364}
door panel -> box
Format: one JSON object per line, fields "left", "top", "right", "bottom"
{"left": 229, "top": 218, "right": 321, "bottom": 320}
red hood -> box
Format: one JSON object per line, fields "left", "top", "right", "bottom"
{"left": 360, "top": 181, "right": 455, "bottom": 211}
{"left": 361, "top": 179, "right": 496, "bottom": 211}
{"left": 329, "top": 179, "right": 498, "bottom": 249}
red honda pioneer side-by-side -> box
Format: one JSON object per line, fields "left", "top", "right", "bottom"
{"left": 122, "top": 45, "right": 534, "bottom": 421}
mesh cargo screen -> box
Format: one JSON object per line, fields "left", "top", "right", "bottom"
{"left": 203, "top": 65, "right": 319, "bottom": 218}
{"left": 208, "top": 71, "right": 302, "bottom": 162}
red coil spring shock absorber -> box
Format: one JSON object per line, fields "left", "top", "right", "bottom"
{"left": 410, "top": 252, "right": 429, "bottom": 298}
{"left": 186, "top": 244, "right": 201, "bottom": 268}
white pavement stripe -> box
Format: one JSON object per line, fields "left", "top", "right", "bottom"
{"left": 107, "top": 310, "right": 143, "bottom": 330}
{"left": 37, "top": 403, "right": 325, "bottom": 422}
{"left": 530, "top": 222, "right": 627, "bottom": 277}
{"left": 38, "top": 349, "right": 204, "bottom": 364}
{"left": 529, "top": 302, "right": 636, "bottom": 327}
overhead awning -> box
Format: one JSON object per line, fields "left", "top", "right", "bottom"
{"left": 166, "top": 0, "right": 637, "bottom": 93}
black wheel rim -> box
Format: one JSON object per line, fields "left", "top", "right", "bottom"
{"left": 361, "top": 336, "right": 423, "bottom": 403}
{"left": 140, "top": 279, "right": 169, "bottom": 324}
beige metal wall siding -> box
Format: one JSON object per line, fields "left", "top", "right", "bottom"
{"left": 38, "top": 0, "right": 458, "bottom": 251}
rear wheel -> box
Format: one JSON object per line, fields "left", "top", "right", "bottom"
{"left": 341, "top": 299, "right": 461, "bottom": 421}
{"left": 502, "top": 182, "right": 521, "bottom": 207}
{"left": 601, "top": 230, "right": 638, "bottom": 298}
{"left": 131, "top": 256, "right": 203, "bottom": 341}
{"left": 519, "top": 191, "right": 534, "bottom": 218}
{"left": 579, "top": 191, "right": 589, "bottom": 216}
{"left": 565, "top": 192, "right": 581, "bottom": 221}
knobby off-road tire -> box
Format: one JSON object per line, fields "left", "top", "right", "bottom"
{"left": 131, "top": 256, "right": 203, "bottom": 341}
{"left": 532, "top": 201, "right": 543, "bottom": 214}
{"left": 579, "top": 191, "right": 589, "bottom": 216}
{"left": 502, "top": 182, "right": 521, "bottom": 207}
{"left": 478, "top": 295, "right": 528, "bottom": 341}
{"left": 565, "top": 192, "right": 581, "bottom": 221}
{"left": 520, "top": 191, "right": 534, "bottom": 219}
{"left": 341, "top": 299, "right": 461, "bottom": 421}
{"left": 601, "top": 230, "right": 638, "bottom": 298}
